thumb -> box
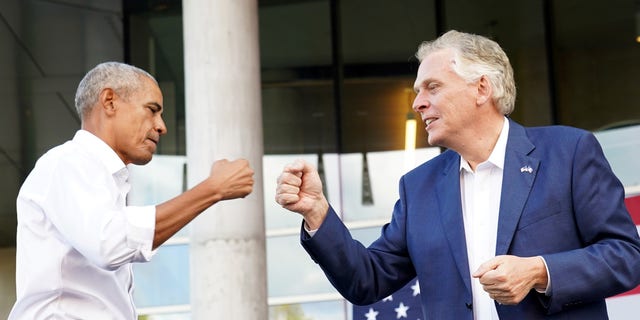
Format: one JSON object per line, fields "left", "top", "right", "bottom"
{"left": 282, "top": 159, "right": 308, "bottom": 178}
{"left": 297, "top": 159, "right": 317, "bottom": 175}
{"left": 472, "top": 257, "right": 501, "bottom": 278}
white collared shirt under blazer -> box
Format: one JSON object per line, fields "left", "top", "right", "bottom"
{"left": 460, "top": 118, "right": 509, "bottom": 320}
{"left": 9, "top": 130, "right": 156, "bottom": 320}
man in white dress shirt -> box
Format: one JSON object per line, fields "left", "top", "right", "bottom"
{"left": 9, "top": 62, "right": 255, "bottom": 319}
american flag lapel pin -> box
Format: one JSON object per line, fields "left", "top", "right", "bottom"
{"left": 520, "top": 165, "right": 533, "bottom": 173}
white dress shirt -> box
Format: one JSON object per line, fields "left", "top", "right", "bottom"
{"left": 460, "top": 118, "right": 509, "bottom": 320}
{"left": 9, "top": 130, "right": 156, "bottom": 320}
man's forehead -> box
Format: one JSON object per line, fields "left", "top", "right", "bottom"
{"left": 417, "top": 51, "right": 453, "bottom": 76}
{"left": 422, "top": 48, "right": 454, "bottom": 66}
{"left": 140, "top": 78, "right": 163, "bottom": 98}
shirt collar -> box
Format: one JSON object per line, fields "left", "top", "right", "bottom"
{"left": 73, "top": 130, "right": 127, "bottom": 177}
{"left": 460, "top": 117, "right": 509, "bottom": 172}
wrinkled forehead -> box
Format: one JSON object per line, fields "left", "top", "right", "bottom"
{"left": 414, "top": 49, "right": 457, "bottom": 85}
{"left": 131, "top": 76, "right": 164, "bottom": 104}
{"left": 420, "top": 48, "right": 456, "bottom": 71}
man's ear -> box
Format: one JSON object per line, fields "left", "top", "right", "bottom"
{"left": 476, "top": 75, "right": 492, "bottom": 106}
{"left": 99, "top": 88, "right": 117, "bottom": 116}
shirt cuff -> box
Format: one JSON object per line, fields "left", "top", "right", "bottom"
{"left": 535, "top": 255, "right": 551, "bottom": 295}
{"left": 125, "top": 205, "right": 156, "bottom": 261}
{"left": 304, "top": 222, "right": 318, "bottom": 237}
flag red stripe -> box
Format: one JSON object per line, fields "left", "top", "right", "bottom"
{"left": 615, "top": 285, "right": 640, "bottom": 298}
{"left": 625, "top": 195, "right": 640, "bottom": 225}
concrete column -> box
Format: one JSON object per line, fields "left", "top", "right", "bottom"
{"left": 182, "top": 1, "right": 266, "bottom": 319}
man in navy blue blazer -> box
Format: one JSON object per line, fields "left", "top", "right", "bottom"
{"left": 275, "top": 30, "right": 640, "bottom": 319}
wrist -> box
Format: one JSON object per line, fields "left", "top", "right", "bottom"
{"left": 533, "top": 256, "right": 549, "bottom": 292}
{"left": 303, "top": 199, "right": 329, "bottom": 230}
{"left": 303, "top": 221, "right": 318, "bottom": 233}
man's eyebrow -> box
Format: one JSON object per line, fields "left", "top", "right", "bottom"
{"left": 147, "top": 102, "right": 163, "bottom": 111}
{"left": 414, "top": 78, "right": 434, "bottom": 92}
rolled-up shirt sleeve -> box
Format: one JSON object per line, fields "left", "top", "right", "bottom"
{"left": 39, "top": 148, "right": 157, "bottom": 270}
{"left": 125, "top": 205, "right": 156, "bottom": 261}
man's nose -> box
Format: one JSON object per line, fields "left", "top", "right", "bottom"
{"left": 156, "top": 117, "right": 167, "bottom": 135}
{"left": 412, "top": 95, "right": 429, "bottom": 113}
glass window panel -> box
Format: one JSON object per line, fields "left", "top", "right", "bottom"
{"left": 128, "top": 155, "right": 190, "bottom": 238}
{"left": 264, "top": 154, "right": 320, "bottom": 230}
{"left": 267, "top": 234, "right": 336, "bottom": 297}
{"left": 594, "top": 125, "right": 640, "bottom": 188}
{"left": 338, "top": 148, "right": 440, "bottom": 222}
{"left": 267, "top": 234, "right": 338, "bottom": 297}
{"left": 341, "top": 0, "right": 437, "bottom": 64}
{"left": 341, "top": 81, "right": 429, "bottom": 153}
{"left": 266, "top": 227, "right": 396, "bottom": 303}
{"left": 259, "top": 1, "right": 332, "bottom": 71}
{"left": 320, "top": 153, "right": 343, "bottom": 211}
{"left": 128, "top": 155, "right": 187, "bottom": 205}
{"left": 262, "top": 85, "right": 337, "bottom": 155}
{"left": 351, "top": 227, "right": 385, "bottom": 247}
{"left": 269, "top": 300, "right": 347, "bottom": 320}
{"left": 133, "top": 244, "right": 190, "bottom": 308}
{"left": 552, "top": 0, "right": 640, "bottom": 130}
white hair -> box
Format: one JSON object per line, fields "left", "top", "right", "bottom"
{"left": 74, "top": 62, "right": 157, "bottom": 119}
{"left": 416, "top": 30, "right": 516, "bottom": 115}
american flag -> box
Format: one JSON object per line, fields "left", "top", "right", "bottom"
{"left": 352, "top": 279, "right": 422, "bottom": 320}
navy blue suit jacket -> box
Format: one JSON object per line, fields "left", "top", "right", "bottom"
{"left": 301, "top": 119, "right": 640, "bottom": 319}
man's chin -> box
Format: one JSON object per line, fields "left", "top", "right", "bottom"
{"left": 426, "top": 134, "right": 438, "bottom": 147}
{"left": 426, "top": 136, "right": 446, "bottom": 149}
{"left": 131, "top": 154, "right": 153, "bottom": 166}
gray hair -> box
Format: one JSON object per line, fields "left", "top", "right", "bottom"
{"left": 415, "top": 30, "right": 516, "bottom": 115}
{"left": 74, "top": 62, "right": 157, "bottom": 119}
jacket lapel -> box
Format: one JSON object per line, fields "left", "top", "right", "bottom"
{"left": 495, "top": 120, "right": 539, "bottom": 255}
{"left": 436, "top": 152, "right": 472, "bottom": 293}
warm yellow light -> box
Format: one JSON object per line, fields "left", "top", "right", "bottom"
{"left": 636, "top": 35, "right": 640, "bottom": 43}
{"left": 405, "top": 118, "right": 417, "bottom": 151}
